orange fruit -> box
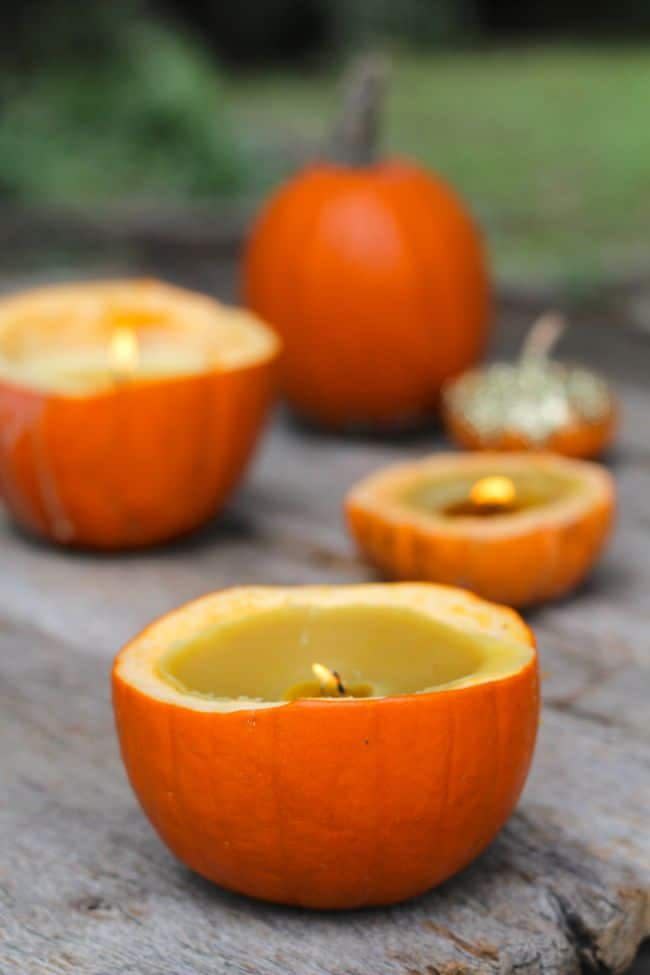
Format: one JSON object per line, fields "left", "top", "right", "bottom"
{"left": 113, "top": 583, "right": 539, "bottom": 909}
{"left": 244, "top": 160, "right": 490, "bottom": 428}
{"left": 0, "top": 279, "right": 279, "bottom": 548}
{"left": 346, "top": 453, "right": 615, "bottom": 608}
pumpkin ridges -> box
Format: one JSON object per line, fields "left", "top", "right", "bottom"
{"left": 492, "top": 663, "right": 540, "bottom": 826}
{"left": 348, "top": 497, "right": 612, "bottom": 608}
{"left": 374, "top": 162, "right": 490, "bottom": 387}
{"left": 542, "top": 497, "right": 614, "bottom": 600}
{"left": 112, "top": 584, "right": 539, "bottom": 909}
{"left": 31, "top": 393, "right": 119, "bottom": 543}
{"left": 182, "top": 372, "right": 217, "bottom": 524}
{"left": 464, "top": 527, "right": 559, "bottom": 607}
{"left": 345, "top": 454, "right": 615, "bottom": 608}
{"left": 244, "top": 160, "right": 489, "bottom": 428}
{"left": 0, "top": 388, "right": 57, "bottom": 537}
{"left": 287, "top": 183, "right": 433, "bottom": 423}
{"left": 113, "top": 659, "right": 539, "bottom": 909}
{"left": 371, "top": 177, "right": 460, "bottom": 413}
{"left": 445, "top": 405, "right": 617, "bottom": 460}
{"left": 245, "top": 168, "right": 350, "bottom": 422}
{"left": 34, "top": 380, "right": 206, "bottom": 546}
{"left": 165, "top": 363, "right": 274, "bottom": 541}
{"left": 244, "top": 168, "right": 342, "bottom": 337}
{"left": 0, "top": 279, "right": 279, "bottom": 548}
{"left": 0, "top": 368, "right": 275, "bottom": 549}
{"left": 103, "top": 381, "right": 196, "bottom": 540}
{"left": 435, "top": 687, "right": 488, "bottom": 881}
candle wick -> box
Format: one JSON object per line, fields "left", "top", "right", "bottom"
{"left": 312, "top": 662, "right": 347, "bottom": 696}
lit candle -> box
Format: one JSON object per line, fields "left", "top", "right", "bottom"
{"left": 346, "top": 452, "right": 614, "bottom": 607}
{"left": 3, "top": 321, "right": 209, "bottom": 393}
{"left": 445, "top": 475, "right": 518, "bottom": 517}
{"left": 284, "top": 662, "right": 374, "bottom": 700}
{"left": 109, "top": 325, "right": 140, "bottom": 382}
{"left": 0, "top": 278, "right": 279, "bottom": 548}
{"left": 113, "top": 583, "right": 540, "bottom": 909}
{"left": 156, "top": 596, "right": 518, "bottom": 704}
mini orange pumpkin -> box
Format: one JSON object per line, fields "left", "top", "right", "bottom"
{"left": 244, "top": 160, "right": 489, "bottom": 429}
{"left": 113, "top": 583, "right": 539, "bottom": 909}
{"left": 0, "top": 280, "right": 279, "bottom": 549}
{"left": 346, "top": 453, "right": 615, "bottom": 608}
{"left": 243, "top": 59, "right": 490, "bottom": 429}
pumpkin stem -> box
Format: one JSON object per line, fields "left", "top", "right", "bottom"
{"left": 328, "top": 53, "right": 389, "bottom": 166}
{"left": 521, "top": 311, "right": 567, "bottom": 360}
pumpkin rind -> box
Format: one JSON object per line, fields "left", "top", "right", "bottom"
{"left": 244, "top": 160, "right": 490, "bottom": 428}
{"left": 444, "top": 395, "right": 618, "bottom": 460}
{"left": 0, "top": 280, "right": 279, "bottom": 548}
{"left": 113, "top": 584, "right": 539, "bottom": 909}
{"left": 346, "top": 453, "right": 615, "bottom": 608}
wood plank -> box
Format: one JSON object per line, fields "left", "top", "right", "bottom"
{"left": 1, "top": 304, "right": 649, "bottom": 973}
{"left": 1, "top": 617, "right": 648, "bottom": 975}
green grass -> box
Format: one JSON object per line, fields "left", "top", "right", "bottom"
{"left": 0, "top": 17, "right": 247, "bottom": 203}
{"left": 227, "top": 46, "right": 650, "bottom": 290}
{"left": 3, "top": 39, "right": 649, "bottom": 290}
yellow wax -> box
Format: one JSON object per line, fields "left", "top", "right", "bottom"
{"left": 404, "top": 469, "right": 581, "bottom": 519}
{"left": 283, "top": 678, "right": 375, "bottom": 701}
{"left": 157, "top": 603, "right": 527, "bottom": 703}
{"left": 1, "top": 339, "right": 209, "bottom": 393}
{"left": 0, "top": 278, "right": 279, "bottom": 396}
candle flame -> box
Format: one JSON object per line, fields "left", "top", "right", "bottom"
{"left": 469, "top": 475, "right": 516, "bottom": 511}
{"left": 110, "top": 327, "right": 139, "bottom": 377}
{"left": 312, "top": 662, "right": 346, "bottom": 696}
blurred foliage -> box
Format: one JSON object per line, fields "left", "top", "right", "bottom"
{"left": 479, "top": 0, "right": 650, "bottom": 32}
{"left": 333, "top": 0, "right": 478, "bottom": 49}
{"left": 0, "top": 1, "right": 247, "bottom": 202}
{"left": 228, "top": 46, "right": 650, "bottom": 289}
{"left": 158, "top": 0, "right": 476, "bottom": 63}
{"left": 2, "top": 1, "right": 650, "bottom": 289}
{"left": 162, "top": 0, "right": 331, "bottom": 65}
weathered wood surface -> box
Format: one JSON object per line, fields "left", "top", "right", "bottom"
{"left": 1, "top": 299, "right": 649, "bottom": 974}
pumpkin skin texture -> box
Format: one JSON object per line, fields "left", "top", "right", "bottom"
{"left": 244, "top": 161, "right": 490, "bottom": 428}
{"left": 444, "top": 402, "right": 618, "bottom": 460}
{"left": 346, "top": 453, "right": 615, "bottom": 609}
{"left": 113, "top": 584, "right": 539, "bottom": 910}
{"left": 0, "top": 280, "right": 279, "bottom": 549}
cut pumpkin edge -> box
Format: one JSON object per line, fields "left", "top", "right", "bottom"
{"left": 113, "top": 583, "right": 536, "bottom": 714}
{"left": 345, "top": 451, "right": 615, "bottom": 539}
{"left": 0, "top": 278, "right": 281, "bottom": 395}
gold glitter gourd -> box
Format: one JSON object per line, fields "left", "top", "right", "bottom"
{"left": 443, "top": 313, "right": 617, "bottom": 459}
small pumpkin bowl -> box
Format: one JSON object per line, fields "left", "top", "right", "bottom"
{"left": 346, "top": 453, "right": 615, "bottom": 608}
{"left": 0, "top": 279, "right": 279, "bottom": 549}
{"left": 113, "top": 583, "right": 539, "bottom": 910}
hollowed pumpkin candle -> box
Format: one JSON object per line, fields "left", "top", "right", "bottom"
{"left": 346, "top": 452, "right": 615, "bottom": 608}
{"left": 0, "top": 279, "right": 279, "bottom": 548}
{"left": 112, "top": 584, "right": 539, "bottom": 909}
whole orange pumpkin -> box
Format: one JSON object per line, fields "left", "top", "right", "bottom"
{"left": 244, "top": 159, "right": 490, "bottom": 428}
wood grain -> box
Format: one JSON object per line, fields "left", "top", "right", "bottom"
{"left": 1, "top": 299, "right": 649, "bottom": 974}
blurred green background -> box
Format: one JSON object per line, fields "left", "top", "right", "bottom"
{"left": 2, "top": 0, "right": 650, "bottom": 293}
